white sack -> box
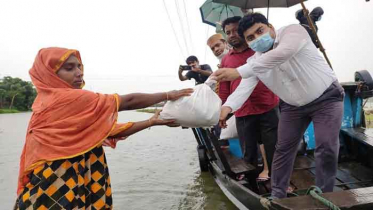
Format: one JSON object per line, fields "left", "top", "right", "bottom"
{"left": 219, "top": 116, "right": 238, "bottom": 140}
{"left": 204, "top": 76, "right": 217, "bottom": 91}
{"left": 160, "top": 84, "right": 222, "bottom": 128}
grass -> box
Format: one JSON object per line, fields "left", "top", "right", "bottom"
{"left": 366, "top": 113, "right": 373, "bottom": 122}
{"left": 136, "top": 108, "right": 158, "bottom": 114}
{"left": 0, "top": 109, "right": 20, "bottom": 114}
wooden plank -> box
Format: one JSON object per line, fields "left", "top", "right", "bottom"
{"left": 270, "top": 187, "right": 373, "bottom": 210}
{"left": 222, "top": 149, "right": 255, "bottom": 174}
{"left": 290, "top": 169, "right": 315, "bottom": 190}
{"left": 293, "top": 155, "right": 315, "bottom": 170}
{"left": 308, "top": 168, "right": 345, "bottom": 191}
{"left": 300, "top": 151, "right": 372, "bottom": 189}
{"left": 341, "top": 128, "right": 373, "bottom": 147}
{"left": 338, "top": 162, "right": 373, "bottom": 185}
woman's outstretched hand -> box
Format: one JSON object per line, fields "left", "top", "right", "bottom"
{"left": 149, "top": 110, "right": 180, "bottom": 127}
{"left": 166, "top": 88, "right": 193, "bottom": 101}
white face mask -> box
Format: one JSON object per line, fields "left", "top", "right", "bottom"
{"left": 216, "top": 48, "right": 229, "bottom": 61}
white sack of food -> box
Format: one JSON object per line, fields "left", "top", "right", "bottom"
{"left": 204, "top": 76, "right": 218, "bottom": 91}
{"left": 160, "top": 84, "right": 222, "bottom": 128}
{"left": 219, "top": 116, "right": 238, "bottom": 140}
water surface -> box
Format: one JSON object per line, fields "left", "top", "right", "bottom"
{"left": 0, "top": 112, "right": 237, "bottom": 210}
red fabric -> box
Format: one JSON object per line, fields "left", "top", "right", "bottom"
{"left": 219, "top": 48, "right": 279, "bottom": 117}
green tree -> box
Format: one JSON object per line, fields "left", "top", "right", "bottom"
{"left": 0, "top": 76, "right": 37, "bottom": 111}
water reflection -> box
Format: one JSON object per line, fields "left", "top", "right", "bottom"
{"left": 178, "top": 172, "right": 238, "bottom": 210}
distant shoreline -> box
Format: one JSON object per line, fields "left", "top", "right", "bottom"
{"left": 0, "top": 109, "right": 21, "bottom": 114}
{"left": 136, "top": 108, "right": 159, "bottom": 114}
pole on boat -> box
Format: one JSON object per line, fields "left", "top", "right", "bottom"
{"left": 300, "top": 1, "right": 333, "bottom": 70}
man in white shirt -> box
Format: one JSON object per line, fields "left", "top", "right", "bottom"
{"left": 212, "top": 13, "right": 345, "bottom": 199}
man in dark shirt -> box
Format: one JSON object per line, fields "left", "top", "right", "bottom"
{"left": 219, "top": 16, "right": 279, "bottom": 179}
{"left": 295, "top": 7, "right": 324, "bottom": 48}
{"left": 178, "top": 55, "right": 212, "bottom": 85}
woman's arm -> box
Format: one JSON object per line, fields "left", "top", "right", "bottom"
{"left": 119, "top": 89, "right": 193, "bottom": 111}
{"left": 112, "top": 110, "right": 177, "bottom": 138}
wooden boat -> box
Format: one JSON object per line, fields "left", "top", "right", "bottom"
{"left": 192, "top": 70, "right": 373, "bottom": 210}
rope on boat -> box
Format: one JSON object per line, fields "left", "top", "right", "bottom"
{"left": 260, "top": 197, "right": 272, "bottom": 210}
{"left": 306, "top": 186, "right": 341, "bottom": 210}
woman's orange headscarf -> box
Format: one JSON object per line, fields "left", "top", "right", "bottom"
{"left": 17, "top": 47, "right": 133, "bottom": 195}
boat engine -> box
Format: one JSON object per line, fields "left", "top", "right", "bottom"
{"left": 355, "top": 70, "right": 373, "bottom": 98}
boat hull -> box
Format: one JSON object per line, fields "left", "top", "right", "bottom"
{"left": 209, "top": 162, "right": 266, "bottom": 210}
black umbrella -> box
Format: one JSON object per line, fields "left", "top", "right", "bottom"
{"left": 212, "top": 0, "right": 306, "bottom": 9}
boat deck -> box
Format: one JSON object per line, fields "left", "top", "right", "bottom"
{"left": 269, "top": 155, "right": 373, "bottom": 209}
{"left": 257, "top": 154, "right": 373, "bottom": 196}
{"left": 221, "top": 149, "right": 373, "bottom": 195}
{"left": 291, "top": 155, "right": 373, "bottom": 194}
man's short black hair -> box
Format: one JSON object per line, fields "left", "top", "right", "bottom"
{"left": 238, "top": 13, "right": 269, "bottom": 38}
{"left": 222, "top": 16, "right": 242, "bottom": 33}
{"left": 186, "top": 55, "right": 198, "bottom": 64}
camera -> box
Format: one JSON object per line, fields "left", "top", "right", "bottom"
{"left": 180, "top": 65, "right": 192, "bottom": 70}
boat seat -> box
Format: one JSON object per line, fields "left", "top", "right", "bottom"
{"left": 204, "top": 129, "right": 256, "bottom": 177}
{"left": 341, "top": 127, "right": 373, "bottom": 148}
{"left": 222, "top": 149, "right": 255, "bottom": 175}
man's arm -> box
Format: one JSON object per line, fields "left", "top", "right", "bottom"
{"left": 213, "top": 59, "right": 255, "bottom": 81}
{"left": 198, "top": 64, "right": 213, "bottom": 77}
{"left": 178, "top": 67, "right": 189, "bottom": 81}
{"left": 219, "top": 76, "right": 259, "bottom": 128}
{"left": 224, "top": 76, "right": 259, "bottom": 112}
{"left": 199, "top": 70, "right": 212, "bottom": 77}
{"left": 219, "top": 76, "right": 259, "bottom": 127}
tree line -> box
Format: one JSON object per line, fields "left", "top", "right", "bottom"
{"left": 0, "top": 76, "right": 167, "bottom": 112}
{"left": 0, "top": 76, "right": 37, "bottom": 111}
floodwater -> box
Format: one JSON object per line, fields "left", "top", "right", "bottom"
{"left": 0, "top": 112, "right": 237, "bottom": 210}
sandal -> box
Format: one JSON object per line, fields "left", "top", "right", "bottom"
{"left": 286, "top": 186, "right": 295, "bottom": 193}
{"left": 237, "top": 174, "right": 245, "bottom": 180}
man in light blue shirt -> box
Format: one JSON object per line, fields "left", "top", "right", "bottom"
{"left": 213, "top": 13, "right": 344, "bottom": 199}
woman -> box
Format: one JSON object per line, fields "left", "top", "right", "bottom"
{"left": 15, "top": 47, "right": 192, "bottom": 209}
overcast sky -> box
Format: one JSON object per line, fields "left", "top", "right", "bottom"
{"left": 0, "top": 0, "right": 372, "bottom": 95}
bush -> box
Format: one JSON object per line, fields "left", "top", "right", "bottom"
{"left": 0, "top": 109, "right": 20, "bottom": 114}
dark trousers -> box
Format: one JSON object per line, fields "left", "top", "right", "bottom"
{"left": 235, "top": 107, "right": 279, "bottom": 174}
{"left": 271, "top": 81, "right": 344, "bottom": 198}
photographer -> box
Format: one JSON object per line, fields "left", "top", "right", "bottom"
{"left": 178, "top": 55, "right": 212, "bottom": 85}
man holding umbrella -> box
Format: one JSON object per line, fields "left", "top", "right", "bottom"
{"left": 213, "top": 13, "right": 344, "bottom": 199}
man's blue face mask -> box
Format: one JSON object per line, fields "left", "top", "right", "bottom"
{"left": 248, "top": 32, "right": 274, "bottom": 53}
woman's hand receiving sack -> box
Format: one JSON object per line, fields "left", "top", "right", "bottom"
{"left": 149, "top": 110, "right": 180, "bottom": 127}
{"left": 166, "top": 88, "right": 193, "bottom": 101}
